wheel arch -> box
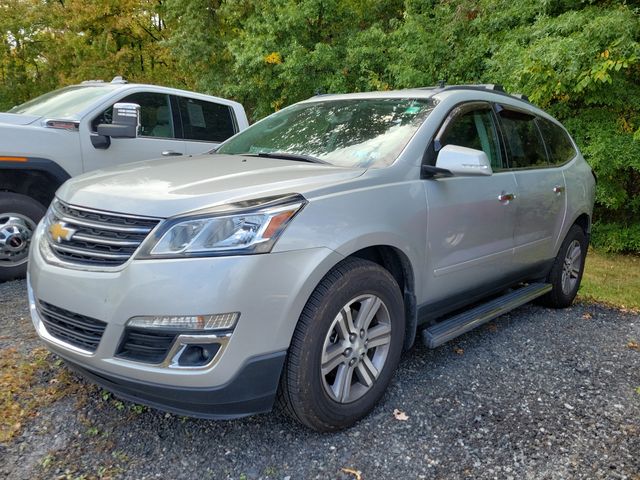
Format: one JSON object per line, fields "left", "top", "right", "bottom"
{"left": 573, "top": 212, "right": 591, "bottom": 236}
{"left": 342, "top": 245, "right": 418, "bottom": 350}
{"left": 0, "top": 158, "right": 70, "bottom": 208}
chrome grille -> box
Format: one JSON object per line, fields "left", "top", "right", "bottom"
{"left": 47, "top": 199, "right": 160, "bottom": 267}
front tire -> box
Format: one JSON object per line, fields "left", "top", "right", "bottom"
{"left": 278, "top": 258, "right": 405, "bottom": 432}
{"left": 0, "top": 193, "right": 46, "bottom": 282}
{"left": 539, "top": 224, "right": 588, "bottom": 308}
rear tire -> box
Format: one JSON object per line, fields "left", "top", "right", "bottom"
{"left": 0, "top": 193, "right": 46, "bottom": 282}
{"left": 278, "top": 258, "right": 405, "bottom": 432}
{"left": 538, "top": 224, "right": 588, "bottom": 308}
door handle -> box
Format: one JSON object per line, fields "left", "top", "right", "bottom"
{"left": 161, "top": 150, "right": 183, "bottom": 157}
{"left": 553, "top": 185, "right": 565, "bottom": 194}
{"left": 498, "top": 192, "right": 516, "bottom": 202}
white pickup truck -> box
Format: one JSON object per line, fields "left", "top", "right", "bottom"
{"left": 0, "top": 77, "right": 248, "bottom": 280}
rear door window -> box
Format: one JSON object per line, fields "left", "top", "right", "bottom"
{"left": 177, "top": 97, "right": 236, "bottom": 143}
{"left": 536, "top": 118, "right": 577, "bottom": 165}
{"left": 497, "top": 107, "right": 549, "bottom": 169}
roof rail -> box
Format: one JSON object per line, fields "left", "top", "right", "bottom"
{"left": 414, "top": 83, "right": 531, "bottom": 104}
{"left": 111, "top": 76, "right": 128, "bottom": 84}
{"left": 80, "top": 80, "right": 105, "bottom": 84}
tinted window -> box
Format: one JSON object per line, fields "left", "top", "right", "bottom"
{"left": 218, "top": 98, "right": 435, "bottom": 168}
{"left": 92, "top": 93, "right": 174, "bottom": 138}
{"left": 498, "top": 108, "right": 548, "bottom": 168}
{"left": 537, "top": 118, "right": 577, "bottom": 165}
{"left": 178, "top": 97, "right": 235, "bottom": 142}
{"left": 440, "top": 106, "right": 504, "bottom": 170}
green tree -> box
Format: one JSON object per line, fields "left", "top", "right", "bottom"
{"left": 0, "top": 0, "right": 179, "bottom": 110}
{"left": 2, "top": 0, "right": 640, "bottom": 250}
{"left": 165, "top": 0, "right": 404, "bottom": 118}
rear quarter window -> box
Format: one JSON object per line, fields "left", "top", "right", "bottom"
{"left": 178, "top": 97, "right": 236, "bottom": 143}
{"left": 536, "top": 118, "right": 577, "bottom": 165}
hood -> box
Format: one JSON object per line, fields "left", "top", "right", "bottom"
{"left": 57, "top": 154, "right": 366, "bottom": 218}
{"left": 0, "top": 112, "right": 41, "bottom": 126}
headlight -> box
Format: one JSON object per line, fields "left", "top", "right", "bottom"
{"left": 137, "top": 194, "right": 306, "bottom": 258}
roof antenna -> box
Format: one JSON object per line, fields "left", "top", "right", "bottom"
{"left": 437, "top": 79, "right": 445, "bottom": 89}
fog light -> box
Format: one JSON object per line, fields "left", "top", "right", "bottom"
{"left": 177, "top": 344, "right": 222, "bottom": 367}
{"left": 127, "top": 313, "right": 239, "bottom": 331}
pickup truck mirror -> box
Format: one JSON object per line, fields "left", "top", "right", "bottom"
{"left": 435, "top": 144, "right": 493, "bottom": 177}
{"left": 96, "top": 102, "right": 140, "bottom": 139}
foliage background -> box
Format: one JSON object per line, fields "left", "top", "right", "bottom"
{"left": 1, "top": 0, "right": 639, "bottom": 251}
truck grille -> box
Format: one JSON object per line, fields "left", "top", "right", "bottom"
{"left": 36, "top": 300, "right": 107, "bottom": 352}
{"left": 47, "top": 199, "right": 160, "bottom": 267}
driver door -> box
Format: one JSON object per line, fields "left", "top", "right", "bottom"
{"left": 79, "top": 92, "right": 186, "bottom": 173}
{"left": 423, "top": 102, "right": 519, "bottom": 303}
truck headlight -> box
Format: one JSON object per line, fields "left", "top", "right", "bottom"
{"left": 137, "top": 194, "right": 306, "bottom": 258}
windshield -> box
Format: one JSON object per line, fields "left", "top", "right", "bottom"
{"left": 7, "top": 85, "right": 120, "bottom": 118}
{"left": 217, "top": 97, "right": 435, "bottom": 168}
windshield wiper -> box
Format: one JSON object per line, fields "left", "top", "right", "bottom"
{"left": 255, "top": 151, "right": 330, "bottom": 165}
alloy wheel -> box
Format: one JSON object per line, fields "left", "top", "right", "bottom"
{"left": 321, "top": 294, "right": 392, "bottom": 403}
{"left": 561, "top": 239, "right": 582, "bottom": 295}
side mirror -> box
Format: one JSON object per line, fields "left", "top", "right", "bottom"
{"left": 435, "top": 144, "right": 493, "bottom": 177}
{"left": 96, "top": 102, "right": 140, "bottom": 139}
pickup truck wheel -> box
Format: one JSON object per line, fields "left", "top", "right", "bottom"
{"left": 278, "top": 258, "right": 405, "bottom": 432}
{"left": 0, "top": 193, "right": 46, "bottom": 282}
{"left": 539, "top": 224, "right": 588, "bottom": 309}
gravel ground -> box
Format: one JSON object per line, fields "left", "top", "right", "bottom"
{"left": 1, "top": 278, "right": 639, "bottom": 480}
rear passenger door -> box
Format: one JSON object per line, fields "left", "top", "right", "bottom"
{"left": 176, "top": 96, "right": 239, "bottom": 155}
{"left": 496, "top": 106, "right": 567, "bottom": 269}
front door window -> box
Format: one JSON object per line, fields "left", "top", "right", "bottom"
{"left": 440, "top": 106, "right": 504, "bottom": 170}
{"left": 91, "top": 93, "right": 174, "bottom": 139}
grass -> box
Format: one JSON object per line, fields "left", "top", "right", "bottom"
{"left": 579, "top": 248, "right": 640, "bottom": 310}
{"left": 0, "top": 347, "right": 79, "bottom": 443}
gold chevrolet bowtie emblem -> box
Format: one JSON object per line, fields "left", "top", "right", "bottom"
{"left": 49, "top": 222, "right": 76, "bottom": 243}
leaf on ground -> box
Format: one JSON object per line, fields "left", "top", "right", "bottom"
{"left": 393, "top": 408, "right": 409, "bottom": 421}
{"left": 619, "top": 307, "right": 640, "bottom": 314}
{"left": 582, "top": 312, "right": 593, "bottom": 320}
{"left": 453, "top": 346, "right": 464, "bottom": 355}
{"left": 627, "top": 341, "right": 639, "bottom": 351}
{"left": 341, "top": 467, "right": 362, "bottom": 480}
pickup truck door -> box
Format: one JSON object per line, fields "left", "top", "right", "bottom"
{"left": 79, "top": 92, "right": 186, "bottom": 173}
{"left": 423, "top": 102, "right": 519, "bottom": 304}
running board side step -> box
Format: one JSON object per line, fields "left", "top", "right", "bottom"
{"left": 422, "top": 283, "right": 552, "bottom": 349}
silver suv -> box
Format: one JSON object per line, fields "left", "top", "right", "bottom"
{"left": 28, "top": 85, "right": 596, "bottom": 431}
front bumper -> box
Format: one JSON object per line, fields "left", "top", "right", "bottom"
{"left": 28, "top": 222, "right": 343, "bottom": 417}
{"left": 64, "top": 351, "right": 286, "bottom": 419}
